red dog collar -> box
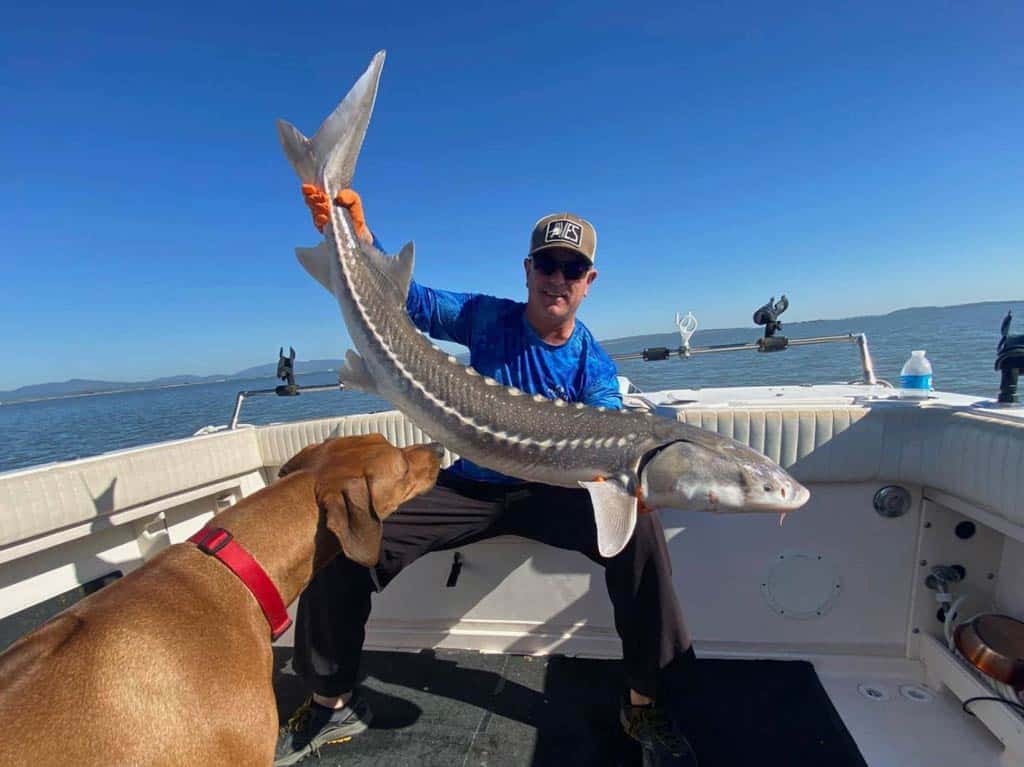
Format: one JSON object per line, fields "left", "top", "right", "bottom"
{"left": 188, "top": 527, "right": 293, "bottom": 640}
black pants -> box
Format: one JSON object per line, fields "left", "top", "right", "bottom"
{"left": 293, "top": 470, "right": 693, "bottom": 700}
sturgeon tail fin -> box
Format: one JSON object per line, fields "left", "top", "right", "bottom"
{"left": 276, "top": 50, "right": 386, "bottom": 192}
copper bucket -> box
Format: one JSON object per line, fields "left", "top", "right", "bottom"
{"left": 954, "top": 614, "right": 1024, "bottom": 690}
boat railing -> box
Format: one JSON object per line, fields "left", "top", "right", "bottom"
{"left": 226, "top": 332, "right": 879, "bottom": 430}
{"left": 610, "top": 332, "right": 879, "bottom": 386}
{"left": 226, "top": 302, "right": 882, "bottom": 430}
{"left": 229, "top": 383, "right": 343, "bottom": 430}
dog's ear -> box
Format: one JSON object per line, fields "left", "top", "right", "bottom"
{"left": 278, "top": 442, "right": 326, "bottom": 478}
{"left": 320, "top": 476, "right": 382, "bottom": 567}
{"left": 322, "top": 469, "right": 412, "bottom": 567}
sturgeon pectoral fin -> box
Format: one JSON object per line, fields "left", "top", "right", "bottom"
{"left": 579, "top": 479, "right": 638, "bottom": 558}
{"left": 295, "top": 243, "right": 335, "bottom": 294}
{"left": 339, "top": 349, "right": 377, "bottom": 393}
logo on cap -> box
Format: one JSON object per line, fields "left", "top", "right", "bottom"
{"left": 545, "top": 220, "right": 582, "bottom": 247}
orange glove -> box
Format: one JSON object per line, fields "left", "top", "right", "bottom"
{"left": 301, "top": 184, "right": 332, "bottom": 232}
{"left": 300, "top": 184, "right": 373, "bottom": 243}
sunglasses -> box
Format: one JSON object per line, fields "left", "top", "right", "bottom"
{"left": 530, "top": 253, "right": 591, "bottom": 281}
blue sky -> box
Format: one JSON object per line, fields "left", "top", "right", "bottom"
{"left": 1, "top": 1, "right": 1021, "bottom": 390}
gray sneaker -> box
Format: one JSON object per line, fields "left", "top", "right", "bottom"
{"left": 620, "top": 697, "right": 698, "bottom": 766}
{"left": 273, "top": 693, "right": 373, "bottom": 766}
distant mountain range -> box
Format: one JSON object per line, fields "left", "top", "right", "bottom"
{"left": 600, "top": 299, "right": 1018, "bottom": 353}
{"left": 2, "top": 300, "right": 1017, "bottom": 404}
{"left": 0, "top": 360, "right": 346, "bottom": 404}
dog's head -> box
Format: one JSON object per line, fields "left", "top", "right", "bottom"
{"left": 278, "top": 434, "right": 444, "bottom": 567}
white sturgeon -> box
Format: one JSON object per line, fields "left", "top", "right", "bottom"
{"left": 277, "top": 52, "right": 809, "bottom": 557}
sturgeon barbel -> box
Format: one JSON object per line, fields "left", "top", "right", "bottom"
{"left": 277, "top": 51, "right": 810, "bottom": 557}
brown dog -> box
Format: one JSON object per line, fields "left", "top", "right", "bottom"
{"left": 0, "top": 434, "right": 443, "bottom": 767}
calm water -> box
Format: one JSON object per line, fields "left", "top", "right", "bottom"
{"left": 1, "top": 303, "right": 1013, "bottom": 474}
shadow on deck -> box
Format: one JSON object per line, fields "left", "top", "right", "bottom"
{"left": 272, "top": 648, "right": 868, "bottom": 767}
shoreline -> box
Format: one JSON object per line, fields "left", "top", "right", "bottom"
{"left": 0, "top": 371, "right": 338, "bottom": 406}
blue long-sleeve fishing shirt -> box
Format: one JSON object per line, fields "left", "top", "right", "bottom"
{"left": 405, "top": 281, "right": 622, "bottom": 484}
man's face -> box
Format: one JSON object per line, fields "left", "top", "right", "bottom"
{"left": 524, "top": 248, "right": 598, "bottom": 324}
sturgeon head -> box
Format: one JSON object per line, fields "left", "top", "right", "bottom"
{"left": 639, "top": 436, "right": 810, "bottom": 514}
{"left": 275, "top": 52, "right": 811, "bottom": 559}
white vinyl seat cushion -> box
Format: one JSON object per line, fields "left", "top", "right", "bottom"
{"left": 255, "top": 411, "right": 457, "bottom": 472}
{"left": 674, "top": 406, "right": 1024, "bottom": 527}
{"left": 258, "top": 406, "right": 1024, "bottom": 528}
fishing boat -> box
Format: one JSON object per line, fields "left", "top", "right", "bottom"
{"left": 1, "top": 309, "right": 1022, "bottom": 767}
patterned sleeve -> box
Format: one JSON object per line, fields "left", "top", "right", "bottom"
{"left": 405, "top": 281, "right": 478, "bottom": 346}
{"left": 582, "top": 350, "right": 624, "bottom": 410}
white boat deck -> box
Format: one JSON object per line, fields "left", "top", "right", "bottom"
{"left": 811, "top": 653, "right": 1006, "bottom": 766}
{"left": 631, "top": 381, "right": 1021, "bottom": 416}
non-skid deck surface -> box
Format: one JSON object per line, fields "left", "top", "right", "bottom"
{"left": 273, "top": 649, "right": 868, "bottom": 767}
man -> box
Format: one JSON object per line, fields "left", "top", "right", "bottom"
{"left": 275, "top": 189, "right": 698, "bottom": 766}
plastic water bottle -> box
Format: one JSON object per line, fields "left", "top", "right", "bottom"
{"left": 899, "top": 350, "right": 933, "bottom": 399}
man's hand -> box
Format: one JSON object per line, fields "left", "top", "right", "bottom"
{"left": 301, "top": 184, "right": 373, "bottom": 243}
